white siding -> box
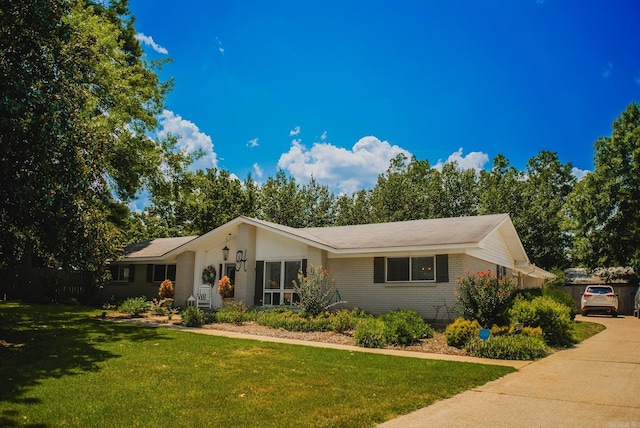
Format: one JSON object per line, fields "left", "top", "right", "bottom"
{"left": 256, "top": 229, "right": 307, "bottom": 260}
{"left": 467, "top": 230, "right": 513, "bottom": 268}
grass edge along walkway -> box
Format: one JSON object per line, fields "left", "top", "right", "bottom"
{"left": 0, "top": 302, "right": 516, "bottom": 427}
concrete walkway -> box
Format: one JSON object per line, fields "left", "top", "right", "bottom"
{"left": 379, "top": 315, "right": 640, "bottom": 428}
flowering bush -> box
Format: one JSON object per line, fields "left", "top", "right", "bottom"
{"left": 218, "top": 275, "right": 233, "bottom": 298}
{"left": 292, "top": 264, "right": 344, "bottom": 316}
{"left": 158, "top": 279, "right": 174, "bottom": 299}
{"left": 455, "top": 270, "right": 516, "bottom": 327}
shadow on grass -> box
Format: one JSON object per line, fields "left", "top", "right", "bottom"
{"left": 0, "top": 302, "right": 171, "bottom": 406}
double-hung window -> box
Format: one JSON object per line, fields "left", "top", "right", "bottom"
{"left": 153, "top": 264, "right": 176, "bottom": 282}
{"left": 387, "top": 256, "right": 435, "bottom": 282}
{"left": 110, "top": 265, "right": 130, "bottom": 282}
{"left": 263, "top": 260, "right": 301, "bottom": 305}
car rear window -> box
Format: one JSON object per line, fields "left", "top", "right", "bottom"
{"left": 586, "top": 286, "right": 614, "bottom": 294}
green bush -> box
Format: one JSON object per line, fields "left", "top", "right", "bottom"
{"left": 255, "top": 310, "right": 332, "bottom": 332}
{"left": 543, "top": 288, "right": 577, "bottom": 320}
{"left": 214, "top": 302, "right": 249, "bottom": 324}
{"left": 466, "top": 335, "right": 549, "bottom": 360}
{"left": 509, "top": 296, "right": 575, "bottom": 347}
{"left": 330, "top": 309, "right": 361, "bottom": 333}
{"left": 444, "top": 318, "right": 481, "bottom": 348}
{"left": 118, "top": 297, "right": 149, "bottom": 316}
{"left": 354, "top": 318, "right": 387, "bottom": 348}
{"left": 381, "top": 310, "right": 434, "bottom": 346}
{"left": 181, "top": 306, "right": 205, "bottom": 327}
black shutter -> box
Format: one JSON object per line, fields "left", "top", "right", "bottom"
{"left": 374, "top": 257, "right": 385, "bottom": 283}
{"left": 129, "top": 265, "right": 135, "bottom": 282}
{"left": 219, "top": 264, "right": 223, "bottom": 280}
{"left": 436, "top": 255, "right": 449, "bottom": 282}
{"left": 302, "top": 259, "right": 307, "bottom": 276}
{"left": 254, "top": 261, "right": 264, "bottom": 306}
{"left": 146, "top": 264, "right": 153, "bottom": 283}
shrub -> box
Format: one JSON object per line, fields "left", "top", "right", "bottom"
{"left": 292, "top": 264, "right": 344, "bottom": 316}
{"left": 330, "top": 309, "right": 360, "bottom": 333}
{"left": 354, "top": 318, "right": 387, "bottom": 348}
{"left": 509, "top": 296, "right": 575, "bottom": 347}
{"left": 181, "top": 306, "right": 205, "bottom": 327}
{"left": 381, "top": 310, "right": 434, "bottom": 346}
{"left": 455, "top": 270, "right": 516, "bottom": 327}
{"left": 466, "top": 335, "right": 549, "bottom": 360}
{"left": 542, "top": 288, "right": 577, "bottom": 320}
{"left": 490, "top": 324, "right": 543, "bottom": 338}
{"left": 118, "top": 297, "right": 149, "bottom": 316}
{"left": 444, "top": 318, "right": 481, "bottom": 348}
{"left": 158, "top": 279, "right": 174, "bottom": 299}
{"left": 255, "top": 310, "right": 332, "bottom": 332}
{"left": 214, "top": 302, "right": 249, "bottom": 324}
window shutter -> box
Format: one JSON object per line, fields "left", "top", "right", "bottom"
{"left": 254, "top": 261, "right": 264, "bottom": 306}
{"left": 301, "top": 259, "right": 307, "bottom": 276}
{"left": 129, "top": 265, "right": 135, "bottom": 282}
{"left": 219, "top": 264, "right": 223, "bottom": 280}
{"left": 373, "top": 257, "right": 385, "bottom": 283}
{"left": 436, "top": 255, "right": 449, "bottom": 282}
{"left": 146, "top": 264, "right": 153, "bottom": 283}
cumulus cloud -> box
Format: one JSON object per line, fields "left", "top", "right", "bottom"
{"left": 158, "top": 110, "right": 217, "bottom": 171}
{"left": 253, "top": 163, "right": 263, "bottom": 178}
{"left": 571, "top": 167, "right": 590, "bottom": 181}
{"left": 247, "top": 138, "right": 259, "bottom": 148}
{"left": 135, "top": 33, "right": 168, "bottom": 54}
{"left": 320, "top": 131, "right": 327, "bottom": 141}
{"left": 433, "top": 148, "right": 490, "bottom": 171}
{"left": 277, "top": 135, "right": 412, "bottom": 194}
{"left": 289, "top": 126, "right": 301, "bottom": 136}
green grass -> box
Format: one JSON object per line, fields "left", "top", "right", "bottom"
{"left": 0, "top": 302, "right": 514, "bottom": 427}
{"left": 572, "top": 320, "right": 606, "bottom": 343}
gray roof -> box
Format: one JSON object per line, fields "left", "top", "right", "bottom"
{"left": 248, "top": 213, "right": 510, "bottom": 251}
{"left": 123, "top": 236, "right": 197, "bottom": 259}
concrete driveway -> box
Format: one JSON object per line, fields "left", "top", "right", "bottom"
{"left": 379, "top": 315, "right": 640, "bottom": 428}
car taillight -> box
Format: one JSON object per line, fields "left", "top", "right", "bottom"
{"left": 606, "top": 293, "right": 616, "bottom": 298}
{"left": 583, "top": 293, "right": 592, "bottom": 297}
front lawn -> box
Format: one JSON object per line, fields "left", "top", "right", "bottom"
{"left": 0, "top": 302, "right": 514, "bottom": 427}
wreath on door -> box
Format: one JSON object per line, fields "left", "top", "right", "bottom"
{"left": 202, "top": 265, "right": 217, "bottom": 286}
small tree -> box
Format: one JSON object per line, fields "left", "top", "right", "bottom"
{"left": 455, "top": 270, "right": 516, "bottom": 327}
{"left": 292, "top": 264, "right": 344, "bottom": 316}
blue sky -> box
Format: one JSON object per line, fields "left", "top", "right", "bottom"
{"left": 129, "top": 0, "right": 640, "bottom": 195}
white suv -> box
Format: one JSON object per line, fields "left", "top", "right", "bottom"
{"left": 581, "top": 285, "right": 619, "bottom": 317}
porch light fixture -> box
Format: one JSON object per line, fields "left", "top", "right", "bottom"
{"left": 222, "top": 233, "right": 231, "bottom": 261}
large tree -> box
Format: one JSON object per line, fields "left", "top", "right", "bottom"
{"left": 0, "top": 0, "right": 188, "bottom": 276}
{"left": 564, "top": 102, "right": 640, "bottom": 270}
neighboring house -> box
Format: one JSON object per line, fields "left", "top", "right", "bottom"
{"left": 103, "top": 213, "right": 554, "bottom": 319}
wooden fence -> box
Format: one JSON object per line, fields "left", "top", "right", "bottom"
{"left": 1, "top": 267, "right": 95, "bottom": 303}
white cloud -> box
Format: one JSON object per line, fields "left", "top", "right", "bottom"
{"left": 289, "top": 126, "right": 301, "bottom": 136}
{"left": 603, "top": 62, "right": 613, "bottom": 78}
{"left": 135, "top": 33, "right": 168, "bottom": 55}
{"left": 158, "top": 110, "right": 217, "bottom": 171}
{"left": 320, "top": 131, "right": 327, "bottom": 141}
{"left": 215, "top": 37, "right": 225, "bottom": 54}
{"left": 434, "top": 148, "right": 489, "bottom": 171}
{"left": 278, "top": 135, "right": 412, "bottom": 194}
{"left": 247, "top": 138, "right": 259, "bottom": 148}
{"left": 571, "top": 167, "right": 590, "bottom": 181}
{"left": 253, "top": 163, "right": 263, "bottom": 178}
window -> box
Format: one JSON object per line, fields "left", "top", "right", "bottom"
{"left": 110, "top": 265, "right": 130, "bottom": 282}
{"left": 152, "top": 264, "right": 176, "bottom": 282}
{"left": 497, "top": 265, "right": 507, "bottom": 280}
{"left": 263, "top": 260, "right": 301, "bottom": 305}
{"left": 387, "top": 257, "right": 435, "bottom": 282}
{"left": 224, "top": 263, "right": 236, "bottom": 298}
